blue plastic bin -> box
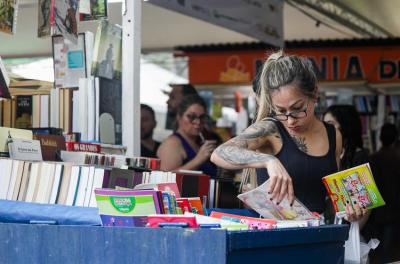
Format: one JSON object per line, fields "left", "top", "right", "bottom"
{"left": 0, "top": 201, "right": 349, "bottom": 263}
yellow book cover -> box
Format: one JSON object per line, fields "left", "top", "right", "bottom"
{"left": 322, "top": 163, "right": 385, "bottom": 213}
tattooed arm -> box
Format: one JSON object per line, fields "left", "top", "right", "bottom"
{"left": 210, "top": 119, "right": 294, "bottom": 203}
{"left": 211, "top": 119, "right": 278, "bottom": 169}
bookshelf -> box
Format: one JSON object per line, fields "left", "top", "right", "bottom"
{"left": 320, "top": 92, "right": 400, "bottom": 153}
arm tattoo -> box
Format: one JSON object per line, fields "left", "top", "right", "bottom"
{"left": 215, "top": 119, "right": 279, "bottom": 165}
{"left": 291, "top": 135, "right": 308, "bottom": 153}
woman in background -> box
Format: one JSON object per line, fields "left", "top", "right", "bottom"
{"left": 323, "top": 105, "right": 369, "bottom": 169}
{"left": 157, "top": 95, "right": 217, "bottom": 178}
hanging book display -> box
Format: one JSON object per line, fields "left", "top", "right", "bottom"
{"left": 52, "top": 34, "right": 87, "bottom": 88}
{"left": 38, "top": 0, "right": 79, "bottom": 42}
{"left": 55, "top": 0, "right": 79, "bottom": 43}
{"left": 80, "top": 0, "right": 108, "bottom": 21}
{"left": 38, "top": 0, "right": 54, "bottom": 37}
{"left": 92, "top": 20, "right": 122, "bottom": 80}
{"left": 0, "top": 0, "right": 18, "bottom": 34}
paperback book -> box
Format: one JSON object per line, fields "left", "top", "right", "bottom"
{"left": 80, "top": 0, "right": 107, "bottom": 21}
{"left": 0, "top": 0, "right": 18, "bottom": 34}
{"left": 94, "top": 188, "right": 163, "bottom": 227}
{"left": 92, "top": 20, "right": 122, "bottom": 80}
{"left": 237, "top": 180, "right": 317, "bottom": 221}
{"left": 322, "top": 163, "right": 385, "bottom": 214}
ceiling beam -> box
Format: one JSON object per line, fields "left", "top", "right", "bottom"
{"left": 287, "top": 0, "right": 392, "bottom": 38}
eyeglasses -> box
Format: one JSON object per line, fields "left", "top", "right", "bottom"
{"left": 185, "top": 113, "right": 209, "bottom": 123}
{"left": 273, "top": 101, "right": 309, "bottom": 121}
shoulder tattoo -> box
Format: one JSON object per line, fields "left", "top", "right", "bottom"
{"left": 291, "top": 135, "right": 308, "bottom": 153}
{"left": 215, "top": 119, "right": 279, "bottom": 165}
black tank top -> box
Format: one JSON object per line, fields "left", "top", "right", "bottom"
{"left": 256, "top": 118, "right": 338, "bottom": 213}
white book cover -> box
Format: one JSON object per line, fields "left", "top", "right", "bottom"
{"left": 208, "top": 179, "right": 215, "bottom": 209}
{"left": 0, "top": 159, "right": 14, "bottom": 199}
{"left": 89, "top": 168, "right": 105, "bottom": 207}
{"left": 8, "top": 138, "right": 43, "bottom": 161}
{"left": 83, "top": 166, "right": 95, "bottom": 207}
{"left": 66, "top": 166, "right": 81, "bottom": 206}
{"left": 11, "top": 160, "right": 25, "bottom": 200}
{"left": 50, "top": 88, "right": 60, "bottom": 128}
{"left": 35, "top": 162, "right": 51, "bottom": 203}
{"left": 84, "top": 31, "right": 94, "bottom": 76}
{"left": 49, "top": 163, "right": 63, "bottom": 204}
{"left": 72, "top": 89, "right": 79, "bottom": 133}
{"left": 43, "top": 163, "right": 56, "bottom": 203}
{"left": 6, "top": 160, "right": 20, "bottom": 200}
{"left": 87, "top": 77, "right": 96, "bottom": 140}
{"left": 78, "top": 78, "right": 88, "bottom": 140}
{"left": 60, "top": 150, "right": 87, "bottom": 165}
{"left": 237, "top": 180, "right": 316, "bottom": 221}
{"left": 74, "top": 166, "right": 90, "bottom": 206}
{"left": 40, "top": 94, "right": 49, "bottom": 127}
{"left": 25, "top": 162, "right": 41, "bottom": 202}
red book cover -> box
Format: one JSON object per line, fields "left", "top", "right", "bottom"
{"left": 65, "top": 141, "right": 101, "bottom": 153}
{"left": 147, "top": 215, "right": 198, "bottom": 228}
{"left": 176, "top": 198, "right": 192, "bottom": 214}
{"left": 175, "top": 173, "right": 210, "bottom": 201}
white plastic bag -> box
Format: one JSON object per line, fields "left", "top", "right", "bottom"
{"left": 345, "top": 221, "right": 361, "bottom": 264}
{"left": 344, "top": 221, "right": 380, "bottom": 264}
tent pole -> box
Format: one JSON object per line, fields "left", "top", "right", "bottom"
{"left": 122, "top": 0, "right": 141, "bottom": 156}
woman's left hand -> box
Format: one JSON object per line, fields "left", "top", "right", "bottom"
{"left": 344, "top": 203, "right": 369, "bottom": 222}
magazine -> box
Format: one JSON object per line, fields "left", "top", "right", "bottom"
{"left": 237, "top": 180, "right": 317, "bottom": 221}
{"left": 91, "top": 20, "right": 122, "bottom": 80}
{"left": 322, "top": 163, "right": 385, "bottom": 213}
{"left": 0, "top": 0, "right": 18, "bottom": 34}
{"left": 54, "top": 0, "right": 79, "bottom": 43}
{"left": 80, "top": 0, "right": 108, "bottom": 21}
{"left": 38, "top": 0, "right": 54, "bottom": 37}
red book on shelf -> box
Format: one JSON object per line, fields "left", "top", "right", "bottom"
{"left": 65, "top": 141, "right": 101, "bottom": 153}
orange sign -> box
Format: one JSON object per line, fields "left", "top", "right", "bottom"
{"left": 185, "top": 45, "right": 400, "bottom": 84}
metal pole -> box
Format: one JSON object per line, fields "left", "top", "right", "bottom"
{"left": 122, "top": 0, "right": 141, "bottom": 156}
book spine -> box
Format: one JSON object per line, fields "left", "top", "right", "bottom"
{"left": 65, "top": 142, "right": 101, "bottom": 153}
{"left": 322, "top": 178, "right": 340, "bottom": 212}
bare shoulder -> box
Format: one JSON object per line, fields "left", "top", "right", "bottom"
{"left": 157, "top": 134, "right": 184, "bottom": 156}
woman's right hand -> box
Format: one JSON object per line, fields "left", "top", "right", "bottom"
{"left": 195, "top": 140, "right": 217, "bottom": 163}
{"left": 265, "top": 158, "right": 294, "bottom": 205}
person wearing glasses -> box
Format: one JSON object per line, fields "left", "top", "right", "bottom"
{"left": 157, "top": 95, "right": 217, "bottom": 177}
{"left": 211, "top": 51, "right": 367, "bottom": 222}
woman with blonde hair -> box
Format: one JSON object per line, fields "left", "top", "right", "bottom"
{"left": 211, "top": 51, "right": 367, "bottom": 221}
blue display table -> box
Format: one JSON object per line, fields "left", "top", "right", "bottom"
{"left": 0, "top": 223, "right": 349, "bottom": 264}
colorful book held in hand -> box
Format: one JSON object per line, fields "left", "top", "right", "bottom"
{"left": 322, "top": 163, "right": 385, "bottom": 213}
{"left": 237, "top": 180, "right": 317, "bottom": 221}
